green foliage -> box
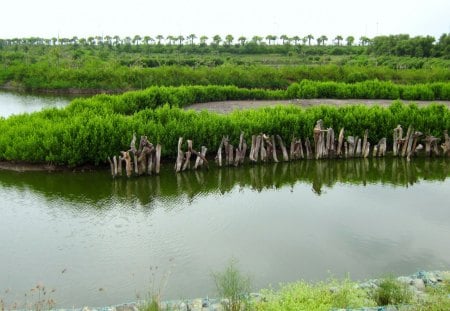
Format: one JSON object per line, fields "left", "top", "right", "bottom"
{"left": 289, "top": 79, "right": 449, "bottom": 100}
{"left": 254, "top": 279, "right": 376, "bottom": 311}
{"left": 0, "top": 86, "right": 448, "bottom": 166}
{"left": 371, "top": 276, "right": 413, "bottom": 306}
{"left": 212, "top": 259, "right": 252, "bottom": 311}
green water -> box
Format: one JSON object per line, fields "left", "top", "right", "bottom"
{"left": 0, "top": 158, "right": 449, "bottom": 308}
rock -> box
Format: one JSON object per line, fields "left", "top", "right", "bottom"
{"left": 411, "top": 278, "right": 425, "bottom": 291}
{"left": 397, "top": 276, "right": 413, "bottom": 285}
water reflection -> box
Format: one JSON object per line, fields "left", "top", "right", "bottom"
{"left": 0, "top": 158, "right": 448, "bottom": 208}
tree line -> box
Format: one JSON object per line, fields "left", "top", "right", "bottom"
{"left": 1, "top": 33, "right": 449, "bottom": 58}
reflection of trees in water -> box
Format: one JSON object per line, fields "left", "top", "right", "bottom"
{"left": 0, "top": 158, "right": 448, "bottom": 208}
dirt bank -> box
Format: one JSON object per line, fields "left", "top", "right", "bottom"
{"left": 185, "top": 99, "right": 450, "bottom": 114}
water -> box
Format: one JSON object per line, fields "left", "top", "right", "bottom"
{"left": 0, "top": 91, "right": 70, "bottom": 117}
{"left": 0, "top": 158, "right": 449, "bottom": 308}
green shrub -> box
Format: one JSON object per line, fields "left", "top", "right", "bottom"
{"left": 371, "top": 276, "right": 413, "bottom": 306}
{"left": 212, "top": 259, "right": 252, "bottom": 311}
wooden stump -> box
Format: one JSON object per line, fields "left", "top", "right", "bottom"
{"left": 175, "top": 137, "right": 184, "bottom": 172}
{"left": 442, "top": 130, "right": 450, "bottom": 156}
{"left": 336, "top": 128, "right": 345, "bottom": 158}
{"left": 276, "top": 135, "right": 289, "bottom": 162}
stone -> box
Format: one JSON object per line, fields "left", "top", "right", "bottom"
{"left": 397, "top": 276, "right": 413, "bottom": 285}
{"left": 411, "top": 278, "right": 425, "bottom": 291}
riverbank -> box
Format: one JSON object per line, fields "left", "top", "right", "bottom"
{"left": 59, "top": 271, "right": 449, "bottom": 311}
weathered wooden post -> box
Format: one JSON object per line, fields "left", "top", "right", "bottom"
{"left": 276, "top": 135, "right": 289, "bottom": 162}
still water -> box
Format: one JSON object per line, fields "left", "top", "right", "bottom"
{"left": 0, "top": 91, "right": 70, "bottom": 117}
{"left": 0, "top": 158, "right": 449, "bottom": 308}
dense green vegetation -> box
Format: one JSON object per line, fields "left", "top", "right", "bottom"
{"left": 1, "top": 33, "right": 449, "bottom": 92}
{"left": 0, "top": 85, "right": 448, "bottom": 166}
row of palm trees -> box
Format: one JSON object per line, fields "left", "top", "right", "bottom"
{"left": 0, "top": 34, "right": 373, "bottom": 47}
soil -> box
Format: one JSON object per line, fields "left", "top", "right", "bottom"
{"left": 184, "top": 99, "right": 450, "bottom": 114}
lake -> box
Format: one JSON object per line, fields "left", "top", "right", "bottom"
{"left": 0, "top": 158, "right": 449, "bottom": 308}
{"left": 0, "top": 92, "right": 449, "bottom": 308}
{"left": 0, "top": 91, "right": 70, "bottom": 118}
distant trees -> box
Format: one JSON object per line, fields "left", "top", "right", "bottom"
{"left": 346, "top": 36, "right": 355, "bottom": 46}
{"left": 1, "top": 33, "right": 448, "bottom": 58}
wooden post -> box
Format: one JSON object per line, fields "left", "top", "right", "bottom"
{"left": 347, "top": 136, "right": 355, "bottom": 158}
{"left": 228, "top": 143, "right": 234, "bottom": 166}
{"left": 276, "top": 135, "right": 289, "bottom": 161}
{"left": 363, "top": 142, "right": 371, "bottom": 158}
{"left": 305, "top": 137, "right": 313, "bottom": 159}
{"left": 442, "top": 130, "right": 450, "bottom": 156}
{"left": 249, "top": 135, "right": 256, "bottom": 162}
{"left": 155, "top": 144, "right": 161, "bottom": 174}
{"left": 113, "top": 156, "right": 118, "bottom": 176}
{"left": 175, "top": 137, "right": 184, "bottom": 172}
{"left": 194, "top": 146, "right": 207, "bottom": 169}
{"left": 362, "top": 129, "right": 368, "bottom": 157}
{"left": 378, "top": 138, "right": 387, "bottom": 157}
{"left": 260, "top": 136, "right": 267, "bottom": 162}
{"left": 336, "top": 128, "right": 344, "bottom": 157}
{"left": 401, "top": 125, "right": 412, "bottom": 157}
{"left": 182, "top": 140, "right": 193, "bottom": 171}
{"left": 393, "top": 125, "right": 402, "bottom": 157}
{"left": 271, "top": 135, "right": 279, "bottom": 163}
{"left": 107, "top": 157, "right": 115, "bottom": 177}
{"left": 355, "top": 138, "right": 362, "bottom": 157}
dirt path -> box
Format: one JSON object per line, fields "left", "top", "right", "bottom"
{"left": 185, "top": 99, "right": 450, "bottom": 114}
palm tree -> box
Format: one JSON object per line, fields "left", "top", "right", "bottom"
{"left": 265, "top": 35, "right": 276, "bottom": 45}
{"left": 177, "top": 35, "right": 185, "bottom": 45}
{"left": 334, "top": 35, "right": 343, "bottom": 46}
{"left": 113, "top": 35, "right": 121, "bottom": 45}
{"left": 359, "top": 36, "right": 370, "bottom": 46}
{"left": 104, "top": 35, "right": 112, "bottom": 45}
{"left": 225, "top": 34, "right": 234, "bottom": 46}
{"left": 156, "top": 35, "right": 164, "bottom": 45}
{"left": 306, "top": 34, "right": 314, "bottom": 46}
{"left": 143, "top": 36, "right": 151, "bottom": 45}
{"left": 291, "top": 36, "right": 301, "bottom": 45}
{"left": 252, "top": 36, "right": 263, "bottom": 44}
{"left": 79, "top": 38, "right": 87, "bottom": 46}
{"left": 87, "top": 36, "right": 95, "bottom": 45}
{"left": 319, "top": 35, "right": 328, "bottom": 46}
{"left": 238, "top": 36, "right": 247, "bottom": 45}
{"left": 199, "top": 35, "right": 208, "bottom": 45}
{"left": 187, "top": 34, "right": 197, "bottom": 45}
{"left": 95, "top": 35, "right": 103, "bottom": 45}
{"left": 133, "top": 35, "right": 141, "bottom": 45}
{"left": 166, "top": 35, "right": 175, "bottom": 45}
{"left": 124, "top": 36, "right": 132, "bottom": 45}
{"left": 316, "top": 38, "right": 322, "bottom": 46}
{"left": 346, "top": 36, "right": 355, "bottom": 46}
{"left": 212, "top": 35, "right": 222, "bottom": 45}
{"left": 280, "top": 34, "right": 290, "bottom": 45}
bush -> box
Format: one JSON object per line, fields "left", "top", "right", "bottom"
{"left": 212, "top": 259, "right": 252, "bottom": 311}
{"left": 371, "top": 276, "right": 413, "bottom": 306}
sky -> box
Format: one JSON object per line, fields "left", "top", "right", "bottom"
{"left": 1, "top": 0, "right": 449, "bottom": 41}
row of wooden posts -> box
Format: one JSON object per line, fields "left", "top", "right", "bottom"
{"left": 108, "top": 121, "right": 450, "bottom": 177}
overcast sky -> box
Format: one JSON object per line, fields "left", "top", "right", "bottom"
{"left": 1, "top": 0, "right": 449, "bottom": 41}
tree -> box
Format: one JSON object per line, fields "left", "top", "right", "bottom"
{"left": 143, "top": 36, "right": 152, "bottom": 45}
{"left": 95, "top": 35, "right": 103, "bottom": 45}
{"left": 265, "top": 35, "right": 277, "bottom": 45}
{"left": 319, "top": 35, "right": 328, "bottom": 46}
{"left": 306, "top": 34, "right": 314, "bottom": 46}
{"left": 87, "top": 36, "right": 95, "bottom": 45}
{"left": 187, "top": 34, "right": 197, "bottom": 45}
{"left": 133, "top": 35, "right": 141, "bottom": 45}
{"left": 225, "top": 34, "right": 234, "bottom": 46}
{"left": 238, "top": 36, "right": 247, "bottom": 45}
{"left": 113, "top": 35, "right": 121, "bottom": 45}
{"left": 156, "top": 35, "right": 164, "bottom": 45}
{"left": 104, "top": 35, "right": 112, "bottom": 45}
{"left": 199, "top": 35, "right": 208, "bottom": 45}
{"left": 334, "top": 35, "right": 343, "bottom": 46}
{"left": 177, "top": 35, "right": 185, "bottom": 46}
{"left": 360, "top": 36, "right": 371, "bottom": 46}
{"left": 251, "top": 36, "right": 263, "bottom": 44}
{"left": 213, "top": 35, "right": 222, "bottom": 45}
{"left": 292, "top": 35, "right": 301, "bottom": 45}
{"left": 166, "top": 35, "right": 175, "bottom": 45}
{"left": 346, "top": 36, "right": 355, "bottom": 46}
{"left": 280, "top": 34, "right": 290, "bottom": 45}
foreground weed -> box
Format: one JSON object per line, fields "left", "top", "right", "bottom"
{"left": 212, "top": 258, "right": 252, "bottom": 311}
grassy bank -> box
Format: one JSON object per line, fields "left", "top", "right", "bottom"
{"left": 0, "top": 85, "right": 449, "bottom": 166}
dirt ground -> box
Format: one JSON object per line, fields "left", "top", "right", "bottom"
{"left": 184, "top": 99, "right": 450, "bottom": 114}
